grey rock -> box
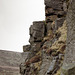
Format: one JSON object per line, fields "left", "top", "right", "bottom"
{"left": 63, "top": 1, "right": 67, "bottom": 12}
{"left": 30, "top": 43, "right": 41, "bottom": 52}
{"left": 23, "top": 45, "right": 31, "bottom": 52}
{"left": 46, "top": 8, "right": 55, "bottom": 16}
{"left": 55, "top": 18, "right": 65, "bottom": 30}
{"left": 29, "top": 21, "right": 45, "bottom": 43}
{"left": 46, "top": 22, "right": 52, "bottom": 33}
{"left": 61, "top": 0, "right": 75, "bottom": 75}
{"left": 46, "top": 7, "right": 66, "bottom": 16}
{"left": 53, "top": 56, "right": 59, "bottom": 60}
{"left": 61, "top": 63, "right": 75, "bottom": 75}
{"left": 43, "top": 37, "right": 57, "bottom": 48}
{"left": 45, "top": 0, "right": 63, "bottom": 10}
{"left": 29, "top": 37, "right": 34, "bottom": 44}
{"left": 59, "top": 54, "right": 64, "bottom": 60}
{"left": 47, "top": 60, "right": 56, "bottom": 74}
{"left": 20, "top": 63, "right": 26, "bottom": 74}
{"left": 46, "top": 59, "right": 59, "bottom": 75}
{"left": 52, "top": 18, "right": 65, "bottom": 33}
{"left": 63, "top": 0, "right": 75, "bottom": 65}
{"left": 24, "top": 43, "right": 41, "bottom": 61}
{"left": 57, "top": 11, "right": 66, "bottom": 17}
{"left": 38, "top": 51, "right": 51, "bottom": 75}
{"left": 29, "top": 25, "right": 33, "bottom": 35}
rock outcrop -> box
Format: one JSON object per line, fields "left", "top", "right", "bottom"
{"left": 20, "top": 0, "right": 68, "bottom": 75}
{"left": 29, "top": 21, "right": 45, "bottom": 43}
{"left": 1, "top": 0, "right": 75, "bottom": 75}
{"left": 61, "top": 0, "right": 75, "bottom": 75}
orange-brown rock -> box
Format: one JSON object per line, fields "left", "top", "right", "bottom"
{"left": 25, "top": 55, "right": 41, "bottom": 66}
{"left": 30, "top": 55, "right": 41, "bottom": 63}
{"left": 25, "top": 60, "right": 30, "bottom": 66}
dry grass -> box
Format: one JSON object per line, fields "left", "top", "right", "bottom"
{"left": 54, "top": 69, "right": 61, "bottom": 75}
{"left": 34, "top": 61, "right": 42, "bottom": 71}
{"left": 47, "top": 20, "right": 67, "bottom": 54}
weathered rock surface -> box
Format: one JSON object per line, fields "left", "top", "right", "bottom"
{"left": 20, "top": 0, "right": 75, "bottom": 75}
{"left": 64, "top": 0, "right": 75, "bottom": 65}
{"left": 29, "top": 21, "right": 45, "bottom": 43}
{"left": 45, "top": 0, "right": 63, "bottom": 10}
{"left": 46, "top": 59, "right": 58, "bottom": 75}
{"left": 2, "top": 0, "right": 75, "bottom": 75}
{"left": 38, "top": 50, "right": 51, "bottom": 75}
{"left": 61, "top": 0, "right": 75, "bottom": 75}
{"left": 23, "top": 45, "right": 31, "bottom": 52}
{"left": 61, "top": 63, "right": 75, "bottom": 75}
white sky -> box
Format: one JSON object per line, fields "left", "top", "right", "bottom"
{"left": 0, "top": 0, "right": 45, "bottom": 52}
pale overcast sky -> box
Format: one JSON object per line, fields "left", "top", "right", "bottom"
{"left": 0, "top": 0, "right": 45, "bottom": 52}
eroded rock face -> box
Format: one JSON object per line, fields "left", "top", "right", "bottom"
{"left": 64, "top": 0, "right": 75, "bottom": 64}
{"left": 38, "top": 51, "right": 51, "bottom": 75}
{"left": 61, "top": 0, "right": 75, "bottom": 75}
{"left": 29, "top": 21, "right": 45, "bottom": 43}
{"left": 23, "top": 45, "right": 31, "bottom": 52}
{"left": 20, "top": 0, "right": 69, "bottom": 75}
{"left": 45, "top": 0, "right": 66, "bottom": 37}
{"left": 61, "top": 63, "right": 75, "bottom": 75}
{"left": 45, "top": 0, "right": 64, "bottom": 10}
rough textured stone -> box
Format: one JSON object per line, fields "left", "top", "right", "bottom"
{"left": 20, "top": 0, "right": 69, "bottom": 75}
{"left": 61, "top": 0, "right": 75, "bottom": 75}
{"left": 46, "top": 22, "right": 52, "bottom": 33}
{"left": 38, "top": 50, "right": 51, "bottom": 75}
{"left": 45, "top": 0, "right": 63, "bottom": 10}
{"left": 30, "top": 43, "right": 41, "bottom": 52}
{"left": 46, "top": 15, "right": 57, "bottom": 22}
{"left": 55, "top": 18, "right": 65, "bottom": 30}
{"left": 23, "top": 45, "right": 31, "bottom": 52}
{"left": 63, "top": 1, "right": 67, "bottom": 12}
{"left": 45, "top": 8, "right": 55, "bottom": 16}
{"left": 64, "top": 0, "right": 75, "bottom": 65}
{"left": 29, "top": 21, "right": 45, "bottom": 43}
{"left": 46, "top": 8, "right": 66, "bottom": 17}
{"left": 23, "top": 43, "right": 41, "bottom": 61}
{"left": 46, "top": 60, "right": 57, "bottom": 74}
{"left": 61, "top": 63, "right": 75, "bottom": 75}
{"left": 52, "top": 18, "right": 65, "bottom": 33}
